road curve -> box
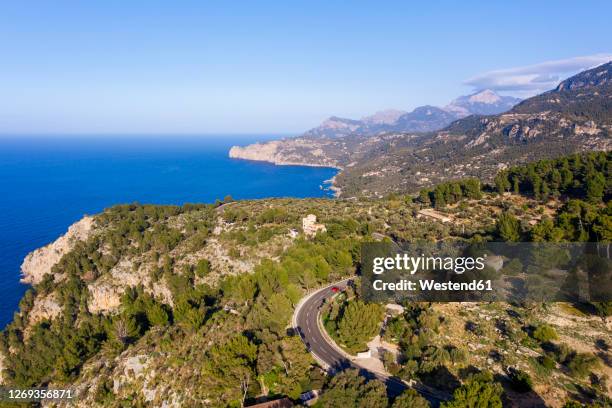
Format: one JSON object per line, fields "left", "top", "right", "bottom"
{"left": 293, "top": 279, "right": 448, "bottom": 403}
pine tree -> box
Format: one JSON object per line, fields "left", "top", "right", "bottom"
{"left": 496, "top": 213, "right": 521, "bottom": 242}
{"left": 494, "top": 172, "right": 511, "bottom": 194}
{"left": 337, "top": 301, "right": 383, "bottom": 352}
{"left": 512, "top": 175, "right": 520, "bottom": 194}
{"left": 317, "top": 369, "right": 388, "bottom": 408}
{"left": 195, "top": 259, "right": 211, "bottom": 277}
{"left": 586, "top": 172, "right": 605, "bottom": 203}
{"left": 441, "top": 371, "right": 503, "bottom": 408}
{"left": 392, "top": 389, "right": 430, "bottom": 408}
{"left": 147, "top": 303, "right": 169, "bottom": 326}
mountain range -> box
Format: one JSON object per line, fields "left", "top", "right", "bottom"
{"left": 229, "top": 62, "right": 611, "bottom": 197}
{"left": 302, "top": 90, "right": 521, "bottom": 138}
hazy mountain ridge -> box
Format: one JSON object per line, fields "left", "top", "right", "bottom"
{"left": 229, "top": 89, "right": 521, "bottom": 170}
{"left": 302, "top": 116, "right": 364, "bottom": 139}
{"left": 230, "top": 63, "right": 610, "bottom": 197}
{"left": 300, "top": 89, "right": 520, "bottom": 139}
{"left": 390, "top": 105, "right": 459, "bottom": 132}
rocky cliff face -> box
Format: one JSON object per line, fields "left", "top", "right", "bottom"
{"left": 27, "top": 293, "right": 62, "bottom": 326}
{"left": 17, "top": 204, "right": 295, "bottom": 320}
{"left": 229, "top": 138, "right": 344, "bottom": 168}
{"left": 20, "top": 216, "right": 95, "bottom": 284}
{"left": 229, "top": 141, "right": 280, "bottom": 163}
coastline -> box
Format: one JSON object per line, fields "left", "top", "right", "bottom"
{"left": 229, "top": 153, "right": 343, "bottom": 197}
{"left": 323, "top": 175, "right": 342, "bottom": 198}
{"left": 234, "top": 157, "right": 342, "bottom": 171}
{"left": 229, "top": 144, "right": 342, "bottom": 170}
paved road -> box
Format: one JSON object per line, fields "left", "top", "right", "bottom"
{"left": 293, "top": 280, "right": 448, "bottom": 403}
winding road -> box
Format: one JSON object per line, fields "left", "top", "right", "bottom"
{"left": 292, "top": 279, "right": 449, "bottom": 404}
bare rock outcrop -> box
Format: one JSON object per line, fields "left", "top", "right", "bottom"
{"left": 28, "top": 293, "right": 62, "bottom": 325}
{"left": 21, "top": 216, "right": 94, "bottom": 285}
{"left": 88, "top": 283, "right": 123, "bottom": 314}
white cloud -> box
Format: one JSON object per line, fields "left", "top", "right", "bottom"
{"left": 464, "top": 54, "right": 612, "bottom": 96}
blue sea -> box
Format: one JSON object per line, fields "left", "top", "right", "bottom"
{"left": 0, "top": 136, "right": 337, "bottom": 328}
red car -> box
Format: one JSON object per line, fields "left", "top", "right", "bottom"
{"left": 331, "top": 286, "right": 340, "bottom": 293}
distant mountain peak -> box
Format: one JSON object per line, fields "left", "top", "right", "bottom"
{"left": 411, "top": 105, "right": 442, "bottom": 114}
{"left": 361, "top": 109, "right": 407, "bottom": 125}
{"left": 319, "top": 116, "right": 361, "bottom": 130}
{"left": 467, "top": 89, "right": 502, "bottom": 103}
{"left": 302, "top": 116, "right": 362, "bottom": 138}
{"left": 445, "top": 90, "right": 521, "bottom": 117}
{"left": 322, "top": 116, "right": 359, "bottom": 125}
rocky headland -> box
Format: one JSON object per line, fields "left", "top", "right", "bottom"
{"left": 21, "top": 216, "right": 95, "bottom": 285}
{"left": 229, "top": 139, "right": 343, "bottom": 169}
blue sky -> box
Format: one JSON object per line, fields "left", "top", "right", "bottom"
{"left": 1, "top": 1, "right": 611, "bottom": 135}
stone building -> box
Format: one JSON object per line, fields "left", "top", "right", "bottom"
{"left": 302, "top": 214, "right": 326, "bottom": 237}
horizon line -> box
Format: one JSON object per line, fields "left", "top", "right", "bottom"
{"left": 0, "top": 132, "right": 297, "bottom": 138}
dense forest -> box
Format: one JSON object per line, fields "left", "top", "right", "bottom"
{"left": 494, "top": 151, "right": 610, "bottom": 203}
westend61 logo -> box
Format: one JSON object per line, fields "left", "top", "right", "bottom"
{"left": 361, "top": 242, "right": 611, "bottom": 303}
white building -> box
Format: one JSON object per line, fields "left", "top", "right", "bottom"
{"left": 302, "top": 214, "right": 326, "bottom": 237}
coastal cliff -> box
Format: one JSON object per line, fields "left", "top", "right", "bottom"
{"left": 229, "top": 141, "right": 281, "bottom": 164}
{"left": 229, "top": 138, "right": 344, "bottom": 169}
{"left": 20, "top": 216, "right": 95, "bottom": 285}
